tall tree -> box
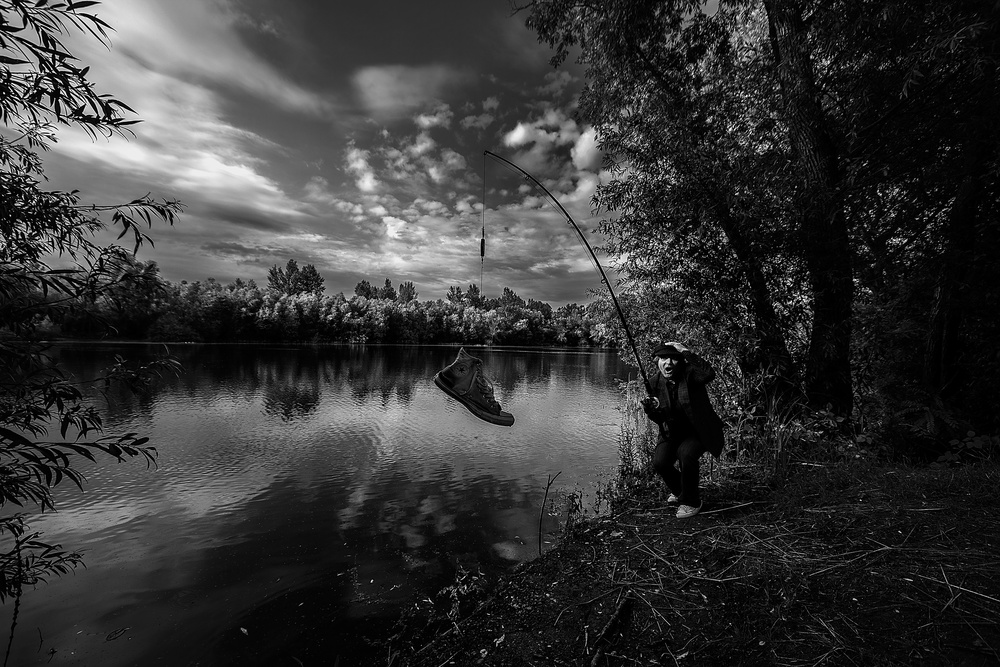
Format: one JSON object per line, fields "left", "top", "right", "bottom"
{"left": 354, "top": 279, "right": 377, "bottom": 299}
{"left": 296, "top": 263, "right": 325, "bottom": 296}
{"left": 267, "top": 259, "right": 324, "bottom": 296}
{"left": 397, "top": 280, "right": 418, "bottom": 303}
{"left": 523, "top": 0, "right": 1000, "bottom": 426}
{"left": 763, "top": 0, "right": 853, "bottom": 412}
{"left": 525, "top": 0, "right": 803, "bottom": 407}
{"left": 465, "top": 283, "right": 485, "bottom": 308}
{"left": 378, "top": 278, "right": 397, "bottom": 301}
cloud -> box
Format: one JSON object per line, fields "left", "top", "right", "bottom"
{"left": 32, "top": 0, "right": 610, "bottom": 305}
{"left": 82, "top": 0, "right": 335, "bottom": 117}
{"left": 365, "top": 129, "right": 470, "bottom": 193}
{"left": 407, "top": 132, "right": 437, "bottom": 158}
{"left": 460, "top": 95, "right": 500, "bottom": 129}
{"left": 571, "top": 126, "right": 602, "bottom": 171}
{"left": 461, "top": 113, "right": 495, "bottom": 130}
{"left": 345, "top": 144, "right": 380, "bottom": 193}
{"left": 383, "top": 216, "right": 407, "bottom": 239}
{"left": 538, "top": 71, "right": 577, "bottom": 98}
{"left": 352, "top": 64, "right": 471, "bottom": 120}
{"left": 415, "top": 105, "right": 454, "bottom": 129}
{"left": 500, "top": 107, "right": 585, "bottom": 177}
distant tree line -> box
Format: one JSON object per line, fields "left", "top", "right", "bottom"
{"left": 43, "top": 258, "right": 610, "bottom": 347}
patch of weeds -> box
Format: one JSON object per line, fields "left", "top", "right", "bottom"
{"left": 934, "top": 430, "right": 999, "bottom": 466}
{"left": 385, "top": 563, "right": 492, "bottom": 666}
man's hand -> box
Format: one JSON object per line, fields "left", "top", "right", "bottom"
{"left": 664, "top": 341, "right": 690, "bottom": 355}
{"left": 641, "top": 396, "right": 660, "bottom": 416}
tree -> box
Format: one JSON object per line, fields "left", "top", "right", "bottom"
{"left": 465, "top": 283, "right": 485, "bottom": 308}
{"left": 446, "top": 285, "right": 464, "bottom": 304}
{"left": 397, "top": 280, "right": 418, "bottom": 303}
{"left": 378, "top": 278, "right": 398, "bottom": 301}
{"left": 296, "top": 263, "right": 325, "bottom": 296}
{"left": 1, "top": 0, "right": 181, "bottom": 611}
{"left": 354, "top": 279, "right": 377, "bottom": 299}
{"left": 525, "top": 0, "right": 803, "bottom": 408}
{"left": 499, "top": 287, "right": 525, "bottom": 308}
{"left": 524, "top": 0, "right": 1000, "bottom": 431}
{"left": 267, "top": 259, "right": 324, "bottom": 296}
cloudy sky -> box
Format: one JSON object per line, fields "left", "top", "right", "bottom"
{"left": 34, "top": 0, "right": 616, "bottom": 306}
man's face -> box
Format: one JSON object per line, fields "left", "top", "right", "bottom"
{"left": 657, "top": 355, "right": 684, "bottom": 379}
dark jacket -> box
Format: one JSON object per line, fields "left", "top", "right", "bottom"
{"left": 647, "top": 352, "right": 726, "bottom": 458}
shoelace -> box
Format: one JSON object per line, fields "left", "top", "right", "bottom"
{"left": 473, "top": 369, "right": 500, "bottom": 408}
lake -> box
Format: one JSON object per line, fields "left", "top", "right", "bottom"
{"left": 2, "top": 343, "right": 633, "bottom": 666}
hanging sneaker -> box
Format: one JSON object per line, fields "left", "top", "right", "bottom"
{"left": 434, "top": 348, "right": 514, "bottom": 427}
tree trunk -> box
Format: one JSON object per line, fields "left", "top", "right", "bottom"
{"left": 765, "top": 0, "right": 854, "bottom": 415}
{"left": 924, "top": 140, "right": 992, "bottom": 402}
{"left": 924, "top": 6, "right": 999, "bottom": 406}
{"left": 713, "top": 200, "right": 801, "bottom": 405}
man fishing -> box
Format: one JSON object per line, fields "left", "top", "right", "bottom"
{"left": 642, "top": 341, "right": 726, "bottom": 519}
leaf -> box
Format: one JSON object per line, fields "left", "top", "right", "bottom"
{"left": 0, "top": 427, "right": 35, "bottom": 448}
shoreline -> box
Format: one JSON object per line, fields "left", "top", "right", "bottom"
{"left": 389, "top": 460, "right": 1000, "bottom": 666}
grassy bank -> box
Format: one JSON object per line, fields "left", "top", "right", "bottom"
{"left": 386, "top": 387, "right": 1000, "bottom": 666}
{"left": 389, "top": 460, "right": 999, "bottom": 666}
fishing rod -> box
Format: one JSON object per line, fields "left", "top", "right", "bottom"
{"left": 483, "top": 150, "right": 653, "bottom": 394}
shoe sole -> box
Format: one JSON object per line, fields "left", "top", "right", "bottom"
{"left": 434, "top": 372, "right": 515, "bottom": 427}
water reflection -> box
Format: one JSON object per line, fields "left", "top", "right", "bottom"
{"left": 5, "top": 343, "right": 630, "bottom": 666}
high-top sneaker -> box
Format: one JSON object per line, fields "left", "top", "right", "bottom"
{"left": 433, "top": 348, "right": 514, "bottom": 426}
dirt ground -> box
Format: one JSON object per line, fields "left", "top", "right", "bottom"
{"left": 387, "top": 462, "right": 1000, "bottom": 666}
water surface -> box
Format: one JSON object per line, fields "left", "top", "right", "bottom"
{"left": 3, "top": 344, "right": 631, "bottom": 665}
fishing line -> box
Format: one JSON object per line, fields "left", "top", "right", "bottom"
{"left": 480, "top": 152, "right": 487, "bottom": 296}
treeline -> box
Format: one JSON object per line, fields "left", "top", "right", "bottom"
{"left": 47, "top": 258, "right": 609, "bottom": 347}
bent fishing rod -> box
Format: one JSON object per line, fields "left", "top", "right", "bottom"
{"left": 483, "top": 150, "right": 653, "bottom": 395}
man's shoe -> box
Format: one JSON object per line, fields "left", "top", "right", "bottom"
{"left": 666, "top": 493, "right": 680, "bottom": 504}
{"left": 434, "top": 348, "right": 514, "bottom": 427}
{"left": 676, "top": 501, "right": 702, "bottom": 519}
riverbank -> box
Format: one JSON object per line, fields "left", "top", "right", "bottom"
{"left": 388, "top": 460, "right": 1000, "bottom": 666}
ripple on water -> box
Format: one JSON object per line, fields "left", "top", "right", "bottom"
{"left": 14, "top": 345, "right": 630, "bottom": 667}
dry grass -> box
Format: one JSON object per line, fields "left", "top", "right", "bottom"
{"left": 390, "top": 384, "right": 1000, "bottom": 666}
{"left": 393, "top": 461, "right": 1000, "bottom": 666}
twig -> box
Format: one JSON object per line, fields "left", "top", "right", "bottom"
{"left": 914, "top": 574, "right": 1000, "bottom": 606}
{"left": 808, "top": 546, "right": 891, "bottom": 577}
{"left": 588, "top": 593, "right": 633, "bottom": 667}
{"left": 539, "top": 472, "right": 562, "bottom": 557}
{"left": 553, "top": 587, "right": 619, "bottom": 627}
{"left": 900, "top": 507, "right": 947, "bottom": 512}
{"left": 434, "top": 648, "right": 461, "bottom": 667}
{"left": 699, "top": 502, "right": 754, "bottom": 515}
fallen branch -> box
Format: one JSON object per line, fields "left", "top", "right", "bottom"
{"left": 588, "top": 592, "right": 633, "bottom": 667}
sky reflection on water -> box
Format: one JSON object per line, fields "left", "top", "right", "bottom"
{"left": 4, "top": 344, "right": 632, "bottom": 665}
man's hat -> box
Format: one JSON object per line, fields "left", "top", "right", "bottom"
{"left": 652, "top": 342, "right": 684, "bottom": 359}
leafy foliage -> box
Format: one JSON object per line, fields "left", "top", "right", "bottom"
{"left": 1, "top": 0, "right": 180, "bottom": 616}
{"left": 267, "top": 258, "right": 325, "bottom": 296}
{"left": 52, "top": 271, "right": 609, "bottom": 348}
{"left": 523, "top": 0, "right": 1000, "bottom": 444}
